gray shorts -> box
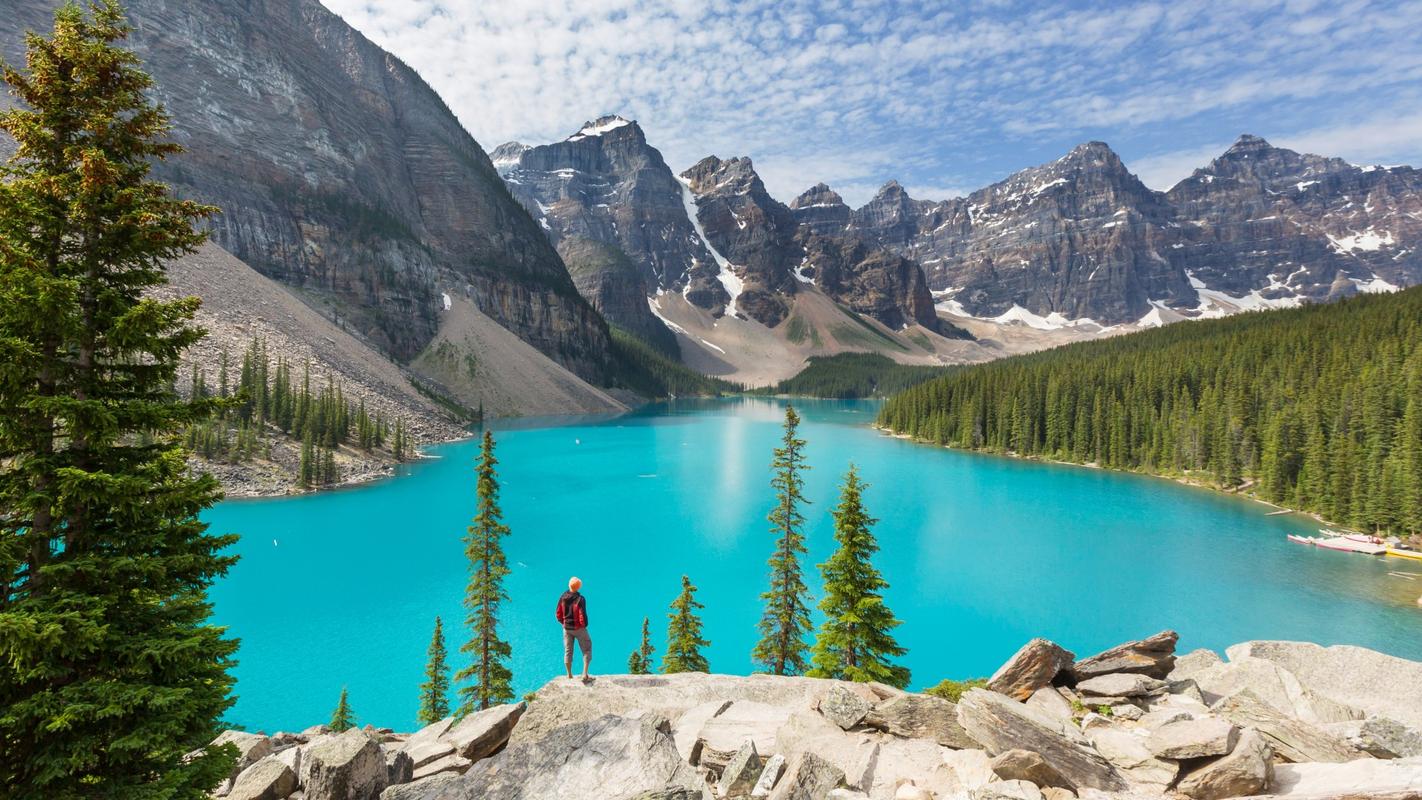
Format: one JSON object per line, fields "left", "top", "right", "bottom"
{"left": 563, "top": 626, "right": 591, "bottom": 661}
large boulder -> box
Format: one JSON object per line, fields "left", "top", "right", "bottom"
{"left": 1075, "top": 673, "right": 1166, "bottom": 699}
{"left": 398, "top": 718, "right": 456, "bottom": 769}
{"left": 774, "top": 709, "right": 879, "bottom": 790}
{"left": 1175, "top": 728, "right": 1273, "bottom": 800}
{"left": 409, "top": 752, "right": 471, "bottom": 781}
{"left": 214, "top": 731, "right": 276, "bottom": 775}
{"left": 1268, "top": 756, "right": 1422, "bottom": 796}
{"left": 956, "top": 689, "right": 1126, "bottom": 792}
{"left": 1227, "top": 641, "right": 1422, "bottom": 728}
{"left": 989, "top": 749, "right": 1073, "bottom": 789}
{"left": 1170, "top": 649, "right": 1224, "bottom": 681}
{"left": 1024, "top": 688, "right": 1074, "bottom": 723}
{"left": 438, "top": 714, "right": 701, "bottom": 799}
{"left": 768, "top": 752, "right": 845, "bottom": 800}
{"left": 443, "top": 702, "right": 525, "bottom": 761}
{"left": 1191, "top": 655, "right": 1361, "bottom": 724}
{"left": 1070, "top": 631, "right": 1179, "bottom": 681}
{"left": 986, "top": 639, "right": 1075, "bottom": 701}
{"left": 1082, "top": 726, "right": 1179, "bottom": 794}
{"left": 303, "top": 728, "right": 388, "bottom": 800}
{"left": 819, "top": 686, "right": 871, "bottom": 731}
{"left": 1146, "top": 717, "right": 1238, "bottom": 759}
{"left": 1212, "top": 692, "right": 1359, "bottom": 763}
{"left": 378, "top": 772, "right": 459, "bottom": 800}
{"left": 864, "top": 694, "right": 978, "bottom": 749}
{"left": 227, "top": 756, "right": 298, "bottom": 800}
{"left": 1323, "top": 718, "right": 1422, "bottom": 759}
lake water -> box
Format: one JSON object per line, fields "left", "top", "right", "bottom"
{"left": 204, "top": 398, "right": 1422, "bottom": 733}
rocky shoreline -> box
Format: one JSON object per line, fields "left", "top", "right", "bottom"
{"left": 207, "top": 632, "right": 1422, "bottom": 800}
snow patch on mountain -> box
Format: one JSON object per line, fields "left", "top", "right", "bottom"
{"left": 676, "top": 176, "right": 744, "bottom": 319}
{"left": 1327, "top": 228, "right": 1396, "bottom": 253}
{"left": 567, "top": 116, "right": 632, "bottom": 142}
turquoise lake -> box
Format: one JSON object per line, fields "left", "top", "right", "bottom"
{"left": 204, "top": 398, "right": 1422, "bottom": 733}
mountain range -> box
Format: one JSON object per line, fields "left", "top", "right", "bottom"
{"left": 5, "top": 0, "right": 1421, "bottom": 405}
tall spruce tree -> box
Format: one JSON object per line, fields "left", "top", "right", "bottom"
{"left": 0, "top": 3, "right": 239, "bottom": 797}
{"left": 753, "top": 405, "right": 812, "bottom": 675}
{"left": 455, "top": 430, "right": 514, "bottom": 714}
{"left": 627, "top": 616, "right": 656, "bottom": 674}
{"left": 808, "top": 465, "right": 911, "bottom": 688}
{"left": 329, "top": 687, "right": 356, "bottom": 732}
{"left": 418, "top": 616, "right": 451, "bottom": 725}
{"left": 663, "top": 575, "right": 710, "bottom": 673}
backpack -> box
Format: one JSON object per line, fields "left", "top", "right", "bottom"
{"left": 557, "top": 593, "right": 585, "bottom": 628}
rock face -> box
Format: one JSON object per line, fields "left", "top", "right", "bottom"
{"left": 1, "top": 0, "right": 614, "bottom": 380}
{"left": 986, "top": 639, "right": 1076, "bottom": 701}
{"left": 790, "top": 184, "right": 853, "bottom": 238}
{"left": 796, "top": 231, "right": 953, "bottom": 335}
{"left": 558, "top": 237, "right": 679, "bottom": 354}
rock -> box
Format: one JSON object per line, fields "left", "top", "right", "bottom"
{"left": 864, "top": 693, "right": 978, "bottom": 749}
{"left": 1323, "top": 718, "right": 1422, "bottom": 759}
{"left": 302, "top": 728, "right": 388, "bottom": 800}
{"left": 215, "top": 731, "right": 276, "bottom": 777}
{"left": 443, "top": 702, "right": 525, "bottom": 761}
{"left": 1075, "top": 673, "right": 1166, "bottom": 699}
{"left": 990, "top": 748, "right": 1074, "bottom": 789}
{"left": 409, "top": 753, "right": 471, "bottom": 781}
{"left": 1170, "top": 649, "right": 1224, "bottom": 681}
{"left": 719, "top": 741, "right": 763, "bottom": 798}
{"left": 863, "top": 738, "right": 959, "bottom": 798}
{"left": 819, "top": 686, "right": 871, "bottom": 731}
{"left": 377, "top": 772, "right": 459, "bottom": 800}
{"left": 987, "top": 639, "right": 1076, "bottom": 701}
{"left": 1212, "top": 691, "right": 1359, "bottom": 763}
{"left": 1071, "top": 631, "right": 1179, "bottom": 681}
{"left": 228, "top": 757, "right": 298, "bottom": 800}
{"left": 774, "top": 709, "right": 879, "bottom": 790}
{"left": 1268, "top": 756, "right": 1422, "bottom": 796}
{"left": 1083, "top": 726, "right": 1179, "bottom": 793}
{"left": 942, "top": 749, "right": 1001, "bottom": 794}
{"left": 625, "top": 790, "right": 709, "bottom": 800}
{"left": 675, "top": 700, "right": 734, "bottom": 763}
{"left": 1137, "top": 708, "right": 1194, "bottom": 731}
{"left": 273, "top": 745, "right": 302, "bottom": 778}
{"left": 302, "top": 725, "right": 332, "bottom": 738}
{"left": 828, "top": 791, "right": 871, "bottom": 800}
{"left": 767, "top": 752, "right": 845, "bottom": 800}
{"left": 1146, "top": 717, "right": 1238, "bottom": 759}
{"left": 1166, "top": 678, "right": 1207, "bottom": 704}
{"left": 751, "top": 754, "right": 788, "bottom": 798}
{"left": 1109, "top": 705, "right": 1143, "bottom": 721}
{"left": 399, "top": 736, "right": 454, "bottom": 771}
{"left": 697, "top": 701, "right": 794, "bottom": 770}
{"left": 890, "top": 784, "right": 930, "bottom": 800}
{"left": 1039, "top": 788, "right": 1075, "bottom": 800}
{"left": 1025, "top": 688, "right": 1075, "bottom": 722}
{"left": 1227, "top": 641, "right": 1422, "bottom": 728}
{"left": 382, "top": 747, "right": 413, "bottom": 786}
{"left": 443, "top": 714, "right": 700, "bottom": 799}
{"left": 1175, "top": 728, "right": 1273, "bottom": 800}
{"left": 972, "top": 779, "right": 1045, "bottom": 800}
{"left": 956, "top": 689, "right": 1126, "bottom": 792}
{"left": 1192, "top": 655, "right": 1362, "bottom": 724}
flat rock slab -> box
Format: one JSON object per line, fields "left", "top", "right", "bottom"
{"left": 1146, "top": 717, "right": 1238, "bottom": 759}
{"left": 990, "top": 748, "right": 1073, "bottom": 789}
{"left": 987, "top": 639, "right": 1076, "bottom": 701}
{"left": 443, "top": 702, "right": 525, "bottom": 761}
{"left": 1227, "top": 641, "right": 1422, "bottom": 729}
{"left": 439, "top": 714, "right": 699, "bottom": 800}
{"left": 864, "top": 693, "right": 978, "bottom": 749}
{"left": 1071, "top": 631, "right": 1179, "bottom": 681}
{"left": 956, "top": 689, "right": 1126, "bottom": 792}
{"left": 1268, "top": 755, "right": 1422, "bottom": 797}
{"left": 1212, "top": 692, "right": 1359, "bottom": 763}
{"left": 1175, "top": 728, "right": 1272, "bottom": 800}
{"left": 1025, "top": 688, "right": 1075, "bottom": 722}
{"left": 1076, "top": 673, "right": 1166, "bottom": 699}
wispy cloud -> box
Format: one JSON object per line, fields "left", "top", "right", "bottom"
{"left": 320, "top": 0, "right": 1422, "bottom": 206}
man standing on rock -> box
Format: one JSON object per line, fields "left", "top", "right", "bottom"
{"left": 557, "top": 577, "right": 592, "bottom": 682}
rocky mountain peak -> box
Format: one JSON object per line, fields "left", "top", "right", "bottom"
{"left": 1226, "top": 133, "right": 1273, "bottom": 154}
{"left": 566, "top": 114, "right": 638, "bottom": 142}
{"left": 790, "top": 183, "right": 845, "bottom": 209}
{"left": 790, "top": 183, "right": 851, "bottom": 237}
{"left": 489, "top": 141, "right": 530, "bottom": 172}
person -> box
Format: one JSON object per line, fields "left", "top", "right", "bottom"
{"left": 556, "top": 576, "right": 592, "bottom": 682}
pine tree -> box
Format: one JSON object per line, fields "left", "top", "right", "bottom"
{"left": 627, "top": 616, "right": 656, "bottom": 675}
{"left": 808, "top": 466, "right": 911, "bottom": 688}
{"left": 418, "top": 616, "right": 452, "bottom": 725}
{"left": 663, "top": 575, "right": 710, "bottom": 674}
{"left": 753, "top": 405, "right": 812, "bottom": 675}
{"left": 329, "top": 687, "right": 356, "bottom": 732}
{"left": 0, "top": 4, "right": 238, "bottom": 796}
{"left": 455, "top": 431, "right": 514, "bottom": 714}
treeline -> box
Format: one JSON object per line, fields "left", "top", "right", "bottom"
{"left": 185, "top": 338, "right": 411, "bottom": 487}
{"left": 607, "top": 326, "right": 743, "bottom": 398}
{"left": 879, "top": 288, "right": 1422, "bottom": 534}
{"left": 759, "top": 353, "right": 953, "bottom": 398}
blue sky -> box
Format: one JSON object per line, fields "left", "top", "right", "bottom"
{"left": 323, "top": 0, "right": 1422, "bottom": 207}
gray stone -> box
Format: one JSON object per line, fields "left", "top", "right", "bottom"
{"left": 302, "top": 728, "right": 388, "bottom": 800}
{"left": 409, "top": 752, "right": 470, "bottom": 781}
{"left": 818, "top": 685, "right": 871, "bottom": 731}
{"left": 1025, "top": 688, "right": 1076, "bottom": 722}
{"left": 972, "top": 778, "right": 1044, "bottom": 800}
{"left": 863, "top": 738, "right": 959, "bottom": 798}
{"left": 751, "top": 754, "right": 788, "bottom": 798}
{"left": 719, "top": 740, "right": 763, "bottom": 798}
{"left": 1167, "top": 678, "right": 1207, "bottom": 704}
{"left": 773, "top": 709, "right": 879, "bottom": 791}
{"left": 1075, "top": 673, "right": 1166, "bottom": 699}
{"left": 399, "top": 736, "right": 454, "bottom": 771}
{"left": 1212, "top": 691, "right": 1359, "bottom": 763}
{"left": 1137, "top": 708, "right": 1194, "bottom": 731}
{"left": 377, "top": 772, "right": 459, "bottom": 800}
{"left": 675, "top": 700, "right": 734, "bottom": 763}
{"left": 1071, "top": 631, "right": 1179, "bottom": 681}
{"left": 987, "top": 639, "right": 1076, "bottom": 701}
{"left": 442, "top": 714, "right": 700, "bottom": 799}
{"left": 1146, "top": 717, "right": 1238, "bottom": 759}
{"left": 1322, "top": 717, "right": 1422, "bottom": 759}
{"left": 1170, "top": 649, "right": 1224, "bottom": 681}
{"left": 990, "top": 748, "right": 1074, "bottom": 789}
{"left": 827, "top": 790, "right": 871, "bottom": 800}
{"left": 864, "top": 693, "right": 978, "bottom": 749}
{"left": 228, "top": 757, "right": 298, "bottom": 800}
{"left": 214, "top": 731, "right": 276, "bottom": 780}
{"left": 382, "top": 747, "right": 412, "bottom": 786}
{"left": 1227, "top": 640, "right": 1422, "bottom": 728}
{"left": 443, "top": 702, "right": 524, "bottom": 761}
{"left": 1109, "top": 704, "right": 1143, "bottom": 721}
{"left": 1268, "top": 756, "right": 1422, "bottom": 797}
{"left": 697, "top": 702, "right": 793, "bottom": 771}
{"left": 767, "top": 752, "right": 845, "bottom": 800}
{"left": 1083, "top": 726, "right": 1179, "bottom": 794}
{"left": 624, "top": 789, "right": 709, "bottom": 800}
{"left": 1192, "top": 655, "right": 1362, "bottom": 725}
{"left": 956, "top": 688, "right": 1126, "bottom": 792}
{"left": 1175, "top": 728, "right": 1273, "bottom": 800}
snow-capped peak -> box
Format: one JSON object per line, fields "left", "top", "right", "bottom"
{"left": 567, "top": 115, "right": 633, "bottom": 142}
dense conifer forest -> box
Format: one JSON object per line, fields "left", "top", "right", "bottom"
{"left": 760, "top": 353, "right": 952, "bottom": 398}
{"left": 879, "top": 288, "right": 1422, "bottom": 534}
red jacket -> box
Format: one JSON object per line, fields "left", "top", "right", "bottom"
{"left": 556, "top": 590, "right": 588, "bottom": 629}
